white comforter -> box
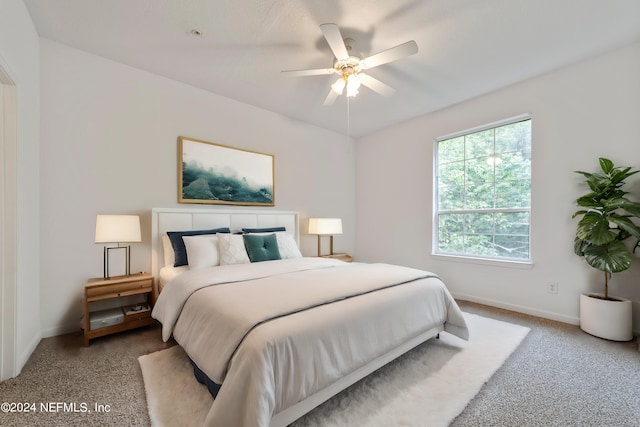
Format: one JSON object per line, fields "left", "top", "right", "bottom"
{"left": 152, "top": 258, "right": 468, "bottom": 427}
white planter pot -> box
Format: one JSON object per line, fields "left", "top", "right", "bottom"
{"left": 579, "top": 293, "right": 633, "bottom": 341}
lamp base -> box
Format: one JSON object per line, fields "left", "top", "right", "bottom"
{"left": 103, "top": 245, "right": 131, "bottom": 279}
{"left": 316, "top": 235, "right": 335, "bottom": 257}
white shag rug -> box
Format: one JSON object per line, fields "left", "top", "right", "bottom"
{"left": 139, "top": 313, "right": 529, "bottom": 427}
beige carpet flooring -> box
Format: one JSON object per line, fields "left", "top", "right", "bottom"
{"left": 0, "top": 301, "right": 638, "bottom": 426}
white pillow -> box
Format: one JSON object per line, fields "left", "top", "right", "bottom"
{"left": 217, "top": 233, "right": 250, "bottom": 265}
{"left": 161, "top": 234, "right": 175, "bottom": 267}
{"left": 275, "top": 232, "right": 302, "bottom": 259}
{"left": 183, "top": 234, "right": 221, "bottom": 270}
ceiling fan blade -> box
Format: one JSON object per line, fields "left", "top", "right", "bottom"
{"left": 320, "top": 23, "right": 350, "bottom": 61}
{"left": 281, "top": 68, "right": 335, "bottom": 77}
{"left": 361, "top": 40, "right": 418, "bottom": 69}
{"left": 358, "top": 73, "right": 396, "bottom": 97}
{"left": 323, "top": 89, "right": 339, "bottom": 106}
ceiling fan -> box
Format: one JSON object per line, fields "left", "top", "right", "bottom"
{"left": 281, "top": 23, "right": 418, "bottom": 106}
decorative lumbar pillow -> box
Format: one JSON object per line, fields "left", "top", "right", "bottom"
{"left": 243, "top": 234, "right": 282, "bottom": 263}
{"left": 182, "top": 234, "right": 221, "bottom": 270}
{"left": 274, "top": 233, "right": 302, "bottom": 259}
{"left": 167, "top": 228, "right": 230, "bottom": 267}
{"left": 217, "top": 233, "right": 250, "bottom": 265}
{"left": 242, "top": 226, "right": 287, "bottom": 234}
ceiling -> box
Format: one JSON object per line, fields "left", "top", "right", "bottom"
{"left": 23, "top": 0, "right": 640, "bottom": 138}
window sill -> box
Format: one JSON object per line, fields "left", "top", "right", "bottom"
{"left": 431, "top": 253, "right": 533, "bottom": 269}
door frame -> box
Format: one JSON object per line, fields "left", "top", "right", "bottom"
{"left": 0, "top": 63, "right": 18, "bottom": 381}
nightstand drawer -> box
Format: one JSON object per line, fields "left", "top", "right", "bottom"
{"left": 123, "top": 303, "right": 151, "bottom": 322}
{"left": 86, "top": 279, "right": 152, "bottom": 300}
{"left": 123, "top": 310, "right": 151, "bottom": 323}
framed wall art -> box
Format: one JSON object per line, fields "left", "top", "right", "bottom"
{"left": 178, "top": 136, "right": 275, "bottom": 206}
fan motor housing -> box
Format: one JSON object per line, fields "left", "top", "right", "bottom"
{"left": 333, "top": 56, "right": 362, "bottom": 76}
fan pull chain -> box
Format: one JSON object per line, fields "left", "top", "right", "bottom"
{"left": 347, "top": 96, "right": 351, "bottom": 142}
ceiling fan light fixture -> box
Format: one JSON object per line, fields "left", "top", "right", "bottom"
{"left": 282, "top": 24, "right": 417, "bottom": 106}
{"left": 346, "top": 74, "right": 360, "bottom": 97}
{"left": 331, "top": 77, "right": 346, "bottom": 95}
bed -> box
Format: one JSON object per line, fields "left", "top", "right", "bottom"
{"left": 150, "top": 208, "right": 469, "bottom": 427}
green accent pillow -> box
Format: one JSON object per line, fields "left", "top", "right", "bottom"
{"left": 243, "top": 234, "right": 281, "bottom": 263}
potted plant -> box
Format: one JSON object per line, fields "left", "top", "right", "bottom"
{"left": 573, "top": 157, "right": 640, "bottom": 341}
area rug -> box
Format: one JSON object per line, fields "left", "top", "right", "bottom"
{"left": 139, "top": 313, "right": 529, "bottom": 427}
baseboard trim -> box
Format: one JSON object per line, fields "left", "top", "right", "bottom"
{"left": 452, "top": 293, "right": 580, "bottom": 326}
{"left": 41, "top": 324, "right": 80, "bottom": 339}
{"left": 17, "top": 332, "right": 41, "bottom": 376}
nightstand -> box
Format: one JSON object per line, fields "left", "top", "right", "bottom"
{"left": 83, "top": 273, "right": 155, "bottom": 346}
{"left": 321, "top": 253, "right": 353, "bottom": 262}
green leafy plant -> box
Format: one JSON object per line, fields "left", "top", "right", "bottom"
{"left": 573, "top": 158, "right": 640, "bottom": 299}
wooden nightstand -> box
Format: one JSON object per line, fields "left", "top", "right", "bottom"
{"left": 321, "top": 253, "right": 353, "bottom": 262}
{"left": 83, "top": 273, "right": 155, "bottom": 346}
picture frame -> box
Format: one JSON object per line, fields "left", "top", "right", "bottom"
{"left": 178, "top": 136, "right": 275, "bottom": 206}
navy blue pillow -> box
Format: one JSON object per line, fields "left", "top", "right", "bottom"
{"left": 241, "top": 227, "right": 286, "bottom": 234}
{"left": 243, "top": 234, "right": 281, "bottom": 263}
{"left": 167, "top": 228, "right": 230, "bottom": 267}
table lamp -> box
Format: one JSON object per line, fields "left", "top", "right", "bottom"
{"left": 308, "top": 218, "right": 343, "bottom": 256}
{"left": 95, "top": 214, "right": 141, "bottom": 279}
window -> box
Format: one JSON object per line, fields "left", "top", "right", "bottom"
{"left": 434, "top": 116, "right": 531, "bottom": 262}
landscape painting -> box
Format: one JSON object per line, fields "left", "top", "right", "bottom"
{"left": 178, "top": 137, "right": 274, "bottom": 206}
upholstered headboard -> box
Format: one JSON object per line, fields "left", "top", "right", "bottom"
{"left": 151, "top": 207, "right": 299, "bottom": 289}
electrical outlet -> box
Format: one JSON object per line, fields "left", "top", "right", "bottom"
{"left": 547, "top": 282, "right": 558, "bottom": 294}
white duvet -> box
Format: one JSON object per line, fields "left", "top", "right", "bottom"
{"left": 152, "top": 258, "right": 468, "bottom": 427}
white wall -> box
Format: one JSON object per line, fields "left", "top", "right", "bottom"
{"left": 0, "top": 0, "right": 41, "bottom": 377}
{"left": 39, "top": 39, "right": 355, "bottom": 337}
{"left": 355, "top": 41, "right": 640, "bottom": 329}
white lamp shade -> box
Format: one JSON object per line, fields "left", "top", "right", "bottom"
{"left": 95, "top": 215, "right": 142, "bottom": 243}
{"left": 308, "top": 218, "right": 343, "bottom": 235}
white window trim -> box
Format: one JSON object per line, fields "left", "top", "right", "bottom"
{"left": 435, "top": 113, "right": 531, "bottom": 143}
{"left": 432, "top": 114, "right": 532, "bottom": 265}
{"left": 431, "top": 253, "right": 534, "bottom": 269}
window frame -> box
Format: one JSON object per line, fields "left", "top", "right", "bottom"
{"left": 432, "top": 114, "right": 532, "bottom": 265}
